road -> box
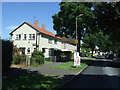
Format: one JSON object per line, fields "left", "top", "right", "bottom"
{"left": 60, "top": 58, "right": 120, "bottom": 88}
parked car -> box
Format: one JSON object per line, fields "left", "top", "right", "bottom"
{"left": 107, "top": 54, "right": 115, "bottom": 59}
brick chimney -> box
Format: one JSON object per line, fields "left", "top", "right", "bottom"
{"left": 34, "top": 20, "right": 40, "bottom": 27}
{"left": 42, "top": 24, "right": 46, "bottom": 30}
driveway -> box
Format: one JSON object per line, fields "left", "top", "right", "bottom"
{"left": 60, "top": 59, "right": 120, "bottom": 88}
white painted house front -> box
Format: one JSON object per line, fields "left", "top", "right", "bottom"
{"left": 10, "top": 21, "right": 76, "bottom": 58}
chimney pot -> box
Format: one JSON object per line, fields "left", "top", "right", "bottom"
{"left": 42, "top": 24, "right": 46, "bottom": 30}
{"left": 34, "top": 20, "right": 40, "bottom": 27}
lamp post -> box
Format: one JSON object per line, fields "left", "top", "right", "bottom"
{"left": 74, "top": 14, "right": 83, "bottom": 67}
{"left": 76, "top": 14, "right": 83, "bottom": 54}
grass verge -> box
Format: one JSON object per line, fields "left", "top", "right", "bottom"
{"left": 11, "top": 61, "right": 53, "bottom": 69}
{"left": 2, "top": 73, "right": 63, "bottom": 89}
{"left": 49, "top": 58, "right": 94, "bottom": 71}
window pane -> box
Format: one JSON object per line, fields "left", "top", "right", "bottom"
{"left": 19, "top": 34, "right": 21, "bottom": 39}
{"left": 33, "top": 34, "right": 35, "bottom": 39}
{"left": 24, "top": 34, "right": 27, "bottom": 39}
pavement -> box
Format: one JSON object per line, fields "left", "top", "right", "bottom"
{"left": 27, "top": 62, "right": 80, "bottom": 82}
{"left": 59, "top": 59, "right": 120, "bottom": 89}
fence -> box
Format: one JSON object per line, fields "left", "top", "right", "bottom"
{"left": 45, "top": 56, "right": 56, "bottom": 62}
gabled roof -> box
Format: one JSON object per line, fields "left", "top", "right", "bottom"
{"left": 10, "top": 22, "right": 62, "bottom": 40}
{"left": 10, "top": 22, "right": 75, "bottom": 45}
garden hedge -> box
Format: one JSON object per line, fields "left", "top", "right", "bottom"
{"left": 2, "top": 40, "right": 13, "bottom": 72}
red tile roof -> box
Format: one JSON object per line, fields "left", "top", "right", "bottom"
{"left": 10, "top": 22, "right": 75, "bottom": 44}
{"left": 25, "top": 22, "right": 62, "bottom": 40}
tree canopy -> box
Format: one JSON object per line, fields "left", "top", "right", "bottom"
{"left": 52, "top": 2, "right": 96, "bottom": 54}
{"left": 52, "top": 2, "right": 120, "bottom": 55}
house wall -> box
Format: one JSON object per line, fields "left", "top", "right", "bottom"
{"left": 11, "top": 23, "right": 76, "bottom": 58}
{"left": 12, "top": 23, "right": 36, "bottom": 55}
{"left": 38, "top": 34, "right": 62, "bottom": 58}
{"left": 61, "top": 42, "right": 75, "bottom": 52}
{"left": 67, "top": 43, "right": 76, "bottom": 53}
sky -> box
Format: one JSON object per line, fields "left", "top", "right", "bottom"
{"left": 2, "top": 2, "right": 61, "bottom": 40}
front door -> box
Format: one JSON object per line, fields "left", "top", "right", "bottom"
{"left": 21, "top": 48, "right": 25, "bottom": 54}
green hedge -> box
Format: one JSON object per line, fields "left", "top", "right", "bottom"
{"left": 2, "top": 40, "right": 13, "bottom": 72}
{"left": 31, "top": 50, "right": 44, "bottom": 65}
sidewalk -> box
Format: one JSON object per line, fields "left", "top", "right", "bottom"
{"left": 27, "top": 62, "right": 79, "bottom": 78}
{"left": 27, "top": 62, "right": 85, "bottom": 88}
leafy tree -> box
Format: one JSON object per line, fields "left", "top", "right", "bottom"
{"left": 93, "top": 2, "right": 120, "bottom": 53}
{"left": 82, "top": 31, "right": 113, "bottom": 56}
{"left": 82, "top": 33, "right": 97, "bottom": 56}
{"left": 52, "top": 2, "right": 96, "bottom": 55}
{"left": 96, "top": 31, "right": 112, "bottom": 52}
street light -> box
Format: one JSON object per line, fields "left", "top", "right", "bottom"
{"left": 74, "top": 14, "right": 84, "bottom": 67}
{"left": 76, "top": 14, "right": 83, "bottom": 53}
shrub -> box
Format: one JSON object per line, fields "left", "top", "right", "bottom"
{"left": 12, "top": 54, "right": 26, "bottom": 64}
{"left": 2, "top": 40, "right": 13, "bottom": 72}
{"left": 32, "top": 50, "right": 44, "bottom": 58}
{"left": 31, "top": 50, "right": 44, "bottom": 65}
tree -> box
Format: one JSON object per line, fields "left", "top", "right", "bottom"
{"left": 93, "top": 2, "right": 120, "bottom": 52}
{"left": 82, "top": 31, "right": 112, "bottom": 56}
{"left": 82, "top": 33, "right": 97, "bottom": 57}
{"left": 96, "top": 31, "right": 112, "bottom": 52}
{"left": 52, "top": 2, "right": 96, "bottom": 55}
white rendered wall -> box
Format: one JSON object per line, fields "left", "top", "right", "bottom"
{"left": 12, "top": 23, "right": 36, "bottom": 55}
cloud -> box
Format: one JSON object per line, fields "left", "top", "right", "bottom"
{"left": 5, "top": 26, "right": 18, "bottom": 30}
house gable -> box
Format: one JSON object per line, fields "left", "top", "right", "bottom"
{"left": 10, "top": 22, "right": 38, "bottom": 35}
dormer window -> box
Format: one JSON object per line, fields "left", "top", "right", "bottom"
{"left": 16, "top": 34, "right": 21, "bottom": 40}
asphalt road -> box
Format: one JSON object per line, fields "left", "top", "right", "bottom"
{"left": 60, "top": 59, "right": 120, "bottom": 89}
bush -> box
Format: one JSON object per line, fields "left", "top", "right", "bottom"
{"left": 32, "top": 50, "right": 44, "bottom": 57}
{"left": 12, "top": 54, "right": 26, "bottom": 64}
{"left": 31, "top": 50, "right": 44, "bottom": 65}
{"left": 2, "top": 40, "right": 13, "bottom": 72}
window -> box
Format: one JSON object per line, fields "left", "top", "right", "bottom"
{"left": 54, "top": 39, "right": 57, "bottom": 44}
{"left": 16, "top": 34, "right": 21, "bottom": 40}
{"left": 20, "top": 48, "right": 25, "bottom": 54}
{"left": 63, "top": 43, "right": 66, "bottom": 49}
{"left": 42, "top": 48, "right": 45, "bottom": 53}
{"left": 34, "top": 48, "right": 36, "bottom": 51}
{"left": 27, "top": 48, "right": 30, "bottom": 54}
{"left": 48, "top": 38, "right": 52, "bottom": 44}
{"left": 29, "top": 34, "right": 35, "bottom": 40}
{"left": 23, "top": 34, "right": 27, "bottom": 40}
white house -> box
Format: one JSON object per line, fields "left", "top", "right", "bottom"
{"left": 10, "top": 20, "right": 76, "bottom": 58}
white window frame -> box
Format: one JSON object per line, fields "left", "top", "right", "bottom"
{"left": 29, "top": 34, "right": 35, "bottom": 40}
{"left": 16, "top": 34, "right": 21, "bottom": 40}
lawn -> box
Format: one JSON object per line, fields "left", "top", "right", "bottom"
{"left": 2, "top": 73, "right": 63, "bottom": 89}
{"left": 49, "top": 58, "right": 94, "bottom": 71}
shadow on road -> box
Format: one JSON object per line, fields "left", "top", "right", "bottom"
{"left": 59, "top": 74, "right": 120, "bottom": 88}
{"left": 57, "top": 59, "right": 120, "bottom": 89}
{"left": 89, "top": 60, "right": 120, "bottom": 68}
